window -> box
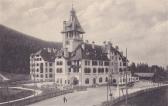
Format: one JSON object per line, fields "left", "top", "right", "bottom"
{"left": 57, "top": 68, "right": 63, "bottom": 73}
{"left": 93, "top": 68, "right": 96, "bottom": 73}
{"left": 67, "top": 61, "right": 71, "bottom": 65}
{"left": 45, "top": 74, "right": 48, "bottom": 78}
{"left": 49, "top": 74, "right": 52, "bottom": 78}
{"left": 85, "top": 61, "right": 87, "bottom": 65}
{"left": 85, "top": 78, "right": 89, "bottom": 84}
{"left": 40, "top": 63, "right": 43, "bottom": 66}
{"left": 36, "top": 68, "right": 39, "bottom": 72}
{"left": 85, "top": 60, "right": 90, "bottom": 66}
{"left": 84, "top": 68, "right": 91, "bottom": 73}
{"left": 120, "top": 62, "right": 122, "bottom": 66}
{"left": 73, "top": 68, "right": 79, "bottom": 73}
{"left": 88, "top": 61, "right": 90, "bottom": 65}
{"left": 104, "top": 61, "right": 109, "bottom": 66}
{"left": 99, "top": 77, "right": 102, "bottom": 83}
{"left": 92, "top": 61, "right": 97, "bottom": 66}
{"left": 98, "top": 68, "right": 104, "bottom": 73}
{"left": 68, "top": 68, "right": 71, "bottom": 72}
{"left": 49, "top": 63, "right": 52, "bottom": 66}
{"left": 49, "top": 68, "right": 52, "bottom": 72}
{"left": 40, "top": 69, "right": 43, "bottom": 73}
{"left": 57, "top": 61, "right": 63, "bottom": 65}
{"left": 36, "top": 63, "right": 39, "bottom": 66}
{"left": 123, "top": 62, "right": 126, "bottom": 66}
{"left": 99, "top": 61, "right": 103, "bottom": 66}
{"left": 105, "top": 68, "right": 108, "bottom": 73}
{"left": 105, "top": 77, "right": 108, "bottom": 82}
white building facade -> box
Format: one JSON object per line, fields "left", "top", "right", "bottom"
{"left": 30, "top": 48, "right": 56, "bottom": 82}
{"left": 30, "top": 8, "right": 138, "bottom": 86}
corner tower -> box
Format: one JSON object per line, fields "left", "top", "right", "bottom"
{"left": 61, "top": 8, "right": 85, "bottom": 52}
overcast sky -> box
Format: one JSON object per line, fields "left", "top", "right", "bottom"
{"left": 0, "top": 0, "right": 168, "bottom": 67}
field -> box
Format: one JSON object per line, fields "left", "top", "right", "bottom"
{"left": 0, "top": 87, "right": 33, "bottom": 102}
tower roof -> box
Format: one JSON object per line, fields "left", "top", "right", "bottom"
{"left": 62, "top": 8, "right": 85, "bottom": 34}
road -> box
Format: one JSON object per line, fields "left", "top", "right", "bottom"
{"left": 29, "top": 81, "right": 159, "bottom": 106}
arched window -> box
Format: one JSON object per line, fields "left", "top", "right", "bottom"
{"left": 99, "top": 77, "right": 102, "bottom": 83}
{"left": 85, "top": 78, "right": 89, "bottom": 84}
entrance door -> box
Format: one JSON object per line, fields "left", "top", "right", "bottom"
{"left": 73, "top": 77, "right": 79, "bottom": 85}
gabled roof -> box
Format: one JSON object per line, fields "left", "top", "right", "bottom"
{"left": 31, "top": 48, "right": 57, "bottom": 62}
{"left": 62, "top": 8, "right": 85, "bottom": 34}
{"left": 81, "top": 44, "right": 109, "bottom": 60}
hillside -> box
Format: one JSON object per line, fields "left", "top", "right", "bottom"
{"left": 0, "top": 25, "right": 62, "bottom": 74}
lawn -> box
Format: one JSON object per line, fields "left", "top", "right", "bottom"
{"left": 0, "top": 87, "right": 33, "bottom": 102}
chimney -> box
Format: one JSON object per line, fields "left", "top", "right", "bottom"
{"left": 103, "top": 41, "right": 107, "bottom": 47}
{"left": 53, "top": 48, "right": 57, "bottom": 53}
{"left": 92, "top": 41, "right": 95, "bottom": 49}
{"left": 47, "top": 48, "right": 51, "bottom": 52}
{"left": 120, "top": 51, "right": 123, "bottom": 56}
{"left": 63, "top": 21, "right": 66, "bottom": 32}
{"left": 115, "top": 46, "right": 119, "bottom": 51}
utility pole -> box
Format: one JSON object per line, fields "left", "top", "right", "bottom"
{"left": 107, "top": 80, "right": 109, "bottom": 106}
{"left": 125, "top": 48, "right": 128, "bottom": 106}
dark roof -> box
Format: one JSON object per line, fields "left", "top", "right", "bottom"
{"left": 81, "top": 44, "right": 109, "bottom": 60}
{"left": 67, "top": 43, "right": 109, "bottom": 61}
{"left": 31, "top": 48, "right": 57, "bottom": 62}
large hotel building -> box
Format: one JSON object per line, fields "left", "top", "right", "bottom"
{"left": 30, "top": 8, "right": 138, "bottom": 86}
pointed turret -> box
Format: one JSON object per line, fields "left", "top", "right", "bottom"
{"left": 62, "top": 8, "right": 85, "bottom": 52}
{"left": 62, "top": 8, "right": 85, "bottom": 34}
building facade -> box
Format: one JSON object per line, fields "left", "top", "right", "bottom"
{"left": 30, "top": 8, "right": 138, "bottom": 86}
{"left": 30, "top": 48, "right": 57, "bottom": 82}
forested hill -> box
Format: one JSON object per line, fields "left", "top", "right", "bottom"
{"left": 0, "top": 25, "right": 62, "bottom": 74}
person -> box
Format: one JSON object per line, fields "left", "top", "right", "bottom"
{"left": 63, "top": 96, "right": 67, "bottom": 103}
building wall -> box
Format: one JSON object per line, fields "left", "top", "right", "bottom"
{"left": 30, "top": 55, "right": 55, "bottom": 82}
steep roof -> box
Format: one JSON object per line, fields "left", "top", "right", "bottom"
{"left": 31, "top": 48, "right": 57, "bottom": 62}
{"left": 81, "top": 44, "right": 109, "bottom": 60}
{"left": 62, "top": 8, "right": 85, "bottom": 34}
{"left": 68, "top": 43, "right": 109, "bottom": 61}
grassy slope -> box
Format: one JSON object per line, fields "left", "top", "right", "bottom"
{"left": 0, "top": 25, "right": 62, "bottom": 74}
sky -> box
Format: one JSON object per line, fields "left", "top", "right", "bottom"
{"left": 0, "top": 0, "right": 168, "bottom": 67}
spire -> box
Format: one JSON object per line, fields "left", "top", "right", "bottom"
{"left": 62, "top": 8, "right": 85, "bottom": 34}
